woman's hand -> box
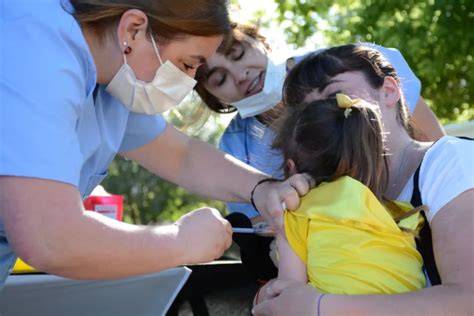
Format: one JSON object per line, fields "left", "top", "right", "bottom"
{"left": 252, "top": 278, "right": 320, "bottom": 316}
{"left": 173, "top": 207, "right": 232, "bottom": 264}
{"left": 253, "top": 173, "right": 314, "bottom": 231}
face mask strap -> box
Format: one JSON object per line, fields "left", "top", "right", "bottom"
{"left": 150, "top": 33, "right": 163, "bottom": 65}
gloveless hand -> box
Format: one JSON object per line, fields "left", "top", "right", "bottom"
{"left": 253, "top": 173, "right": 314, "bottom": 232}
{"left": 252, "top": 278, "right": 320, "bottom": 316}
{"left": 173, "top": 207, "right": 232, "bottom": 264}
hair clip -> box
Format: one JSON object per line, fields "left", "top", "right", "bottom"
{"left": 336, "top": 93, "right": 361, "bottom": 118}
{"left": 336, "top": 93, "right": 358, "bottom": 108}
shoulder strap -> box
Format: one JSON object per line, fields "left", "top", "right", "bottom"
{"left": 411, "top": 165, "right": 422, "bottom": 208}
{"left": 411, "top": 159, "right": 442, "bottom": 286}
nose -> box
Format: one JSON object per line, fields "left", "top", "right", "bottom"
{"left": 235, "top": 68, "right": 249, "bottom": 85}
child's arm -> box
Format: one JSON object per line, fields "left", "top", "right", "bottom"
{"left": 254, "top": 233, "right": 307, "bottom": 306}
{"left": 276, "top": 233, "right": 307, "bottom": 283}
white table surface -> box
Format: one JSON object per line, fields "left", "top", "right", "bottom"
{"left": 0, "top": 267, "right": 191, "bottom": 316}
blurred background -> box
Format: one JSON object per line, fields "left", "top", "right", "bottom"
{"left": 101, "top": 0, "right": 473, "bottom": 225}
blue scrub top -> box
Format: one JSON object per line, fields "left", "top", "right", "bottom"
{"left": 0, "top": 0, "right": 167, "bottom": 289}
{"left": 221, "top": 44, "right": 421, "bottom": 219}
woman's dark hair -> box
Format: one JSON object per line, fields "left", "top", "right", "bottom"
{"left": 69, "top": 0, "right": 230, "bottom": 43}
{"left": 273, "top": 98, "right": 388, "bottom": 200}
{"left": 283, "top": 44, "right": 412, "bottom": 135}
{"left": 194, "top": 23, "right": 270, "bottom": 114}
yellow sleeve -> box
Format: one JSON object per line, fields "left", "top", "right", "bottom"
{"left": 284, "top": 211, "right": 309, "bottom": 264}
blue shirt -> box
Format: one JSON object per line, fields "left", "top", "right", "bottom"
{"left": 0, "top": 0, "right": 166, "bottom": 289}
{"left": 220, "top": 44, "right": 421, "bottom": 219}
{"left": 220, "top": 117, "right": 285, "bottom": 218}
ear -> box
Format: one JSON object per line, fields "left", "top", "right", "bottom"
{"left": 286, "top": 159, "right": 298, "bottom": 176}
{"left": 116, "top": 9, "right": 149, "bottom": 51}
{"left": 382, "top": 76, "right": 401, "bottom": 108}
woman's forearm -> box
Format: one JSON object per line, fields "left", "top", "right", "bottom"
{"left": 411, "top": 98, "right": 445, "bottom": 141}
{"left": 177, "top": 136, "right": 267, "bottom": 202}
{"left": 122, "top": 125, "right": 267, "bottom": 203}
{"left": 17, "top": 211, "right": 184, "bottom": 279}
{"left": 322, "top": 284, "right": 472, "bottom": 316}
{"left": 253, "top": 279, "right": 472, "bottom": 316}
{"left": 17, "top": 208, "right": 231, "bottom": 279}
{"left": 2, "top": 177, "right": 230, "bottom": 280}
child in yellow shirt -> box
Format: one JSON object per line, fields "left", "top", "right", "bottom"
{"left": 272, "top": 94, "right": 425, "bottom": 295}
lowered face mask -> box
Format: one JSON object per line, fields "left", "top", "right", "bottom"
{"left": 229, "top": 55, "right": 287, "bottom": 119}
{"left": 106, "top": 34, "right": 197, "bottom": 115}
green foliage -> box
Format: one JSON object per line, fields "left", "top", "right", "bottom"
{"left": 275, "top": 0, "right": 473, "bottom": 123}
{"left": 101, "top": 100, "right": 228, "bottom": 224}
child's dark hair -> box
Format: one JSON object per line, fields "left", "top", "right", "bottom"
{"left": 273, "top": 97, "right": 388, "bottom": 200}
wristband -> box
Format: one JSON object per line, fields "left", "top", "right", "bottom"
{"left": 250, "top": 178, "right": 276, "bottom": 213}
{"left": 317, "top": 293, "right": 327, "bottom": 316}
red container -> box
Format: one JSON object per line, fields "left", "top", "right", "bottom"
{"left": 83, "top": 195, "right": 124, "bottom": 221}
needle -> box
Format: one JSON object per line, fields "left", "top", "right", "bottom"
{"left": 232, "top": 227, "right": 276, "bottom": 236}
{"left": 232, "top": 228, "right": 257, "bottom": 234}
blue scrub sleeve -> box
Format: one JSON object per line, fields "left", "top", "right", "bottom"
{"left": 219, "top": 125, "right": 260, "bottom": 219}
{"left": 119, "top": 113, "right": 167, "bottom": 152}
{"left": 0, "top": 79, "right": 83, "bottom": 187}
{"left": 0, "top": 5, "right": 91, "bottom": 186}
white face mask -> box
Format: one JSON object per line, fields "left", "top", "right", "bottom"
{"left": 106, "top": 34, "right": 197, "bottom": 115}
{"left": 229, "top": 55, "right": 287, "bottom": 119}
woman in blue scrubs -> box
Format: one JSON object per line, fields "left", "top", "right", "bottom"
{"left": 0, "top": 1, "right": 311, "bottom": 289}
